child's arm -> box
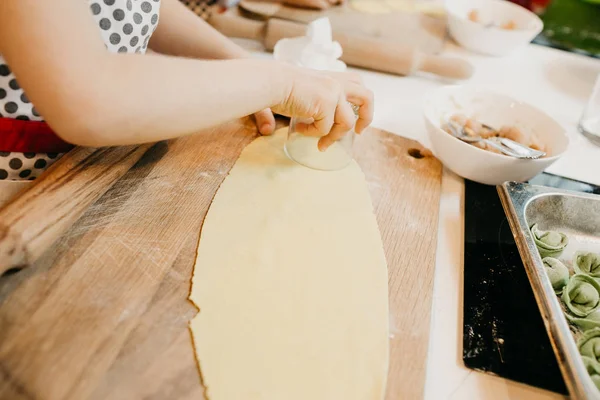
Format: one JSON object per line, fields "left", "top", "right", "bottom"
{"left": 0, "top": 0, "right": 371, "bottom": 150}
{"left": 149, "top": 0, "right": 277, "bottom": 135}
{"left": 149, "top": 0, "right": 249, "bottom": 60}
{"left": 149, "top": 0, "right": 345, "bottom": 61}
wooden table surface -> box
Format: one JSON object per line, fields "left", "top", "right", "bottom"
{"left": 0, "top": 119, "right": 442, "bottom": 400}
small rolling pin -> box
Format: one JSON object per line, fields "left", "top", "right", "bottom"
{"left": 209, "top": 14, "right": 474, "bottom": 80}
{"left": 0, "top": 144, "right": 153, "bottom": 274}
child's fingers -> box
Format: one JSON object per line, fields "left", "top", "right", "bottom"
{"left": 295, "top": 105, "right": 336, "bottom": 139}
{"left": 318, "top": 97, "right": 355, "bottom": 151}
{"left": 254, "top": 108, "right": 276, "bottom": 135}
{"left": 344, "top": 84, "right": 374, "bottom": 134}
{"left": 295, "top": 121, "right": 322, "bottom": 137}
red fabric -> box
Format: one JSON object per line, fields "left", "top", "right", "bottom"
{"left": 0, "top": 117, "right": 74, "bottom": 153}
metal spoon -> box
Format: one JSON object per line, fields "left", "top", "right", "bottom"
{"left": 446, "top": 121, "right": 520, "bottom": 157}
{"left": 496, "top": 137, "right": 546, "bottom": 159}
{"left": 474, "top": 122, "right": 547, "bottom": 159}
{"left": 446, "top": 121, "right": 546, "bottom": 160}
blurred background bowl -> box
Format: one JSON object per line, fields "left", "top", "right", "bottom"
{"left": 423, "top": 85, "right": 569, "bottom": 185}
{"left": 446, "top": 0, "right": 544, "bottom": 56}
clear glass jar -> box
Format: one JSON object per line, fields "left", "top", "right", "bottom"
{"left": 284, "top": 105, "right": 358, "bottom": 171}
{"left": 579, "top": 73, "right": 600, "bottom": 146}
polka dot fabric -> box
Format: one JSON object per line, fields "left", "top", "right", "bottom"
{"left": 90, "top": 0, "right": 161, "bottom": 54}
{"left": 0, "top": 64, "right": 42, "bottom": 122}
{"left": 0, "top": 0, "right": 161, "bottom": 180}
{"left": 180, "top": 0, "right": 218, "bottom": 20}
{"left": 0, "top": 152, "right": 62, "bottom": 180}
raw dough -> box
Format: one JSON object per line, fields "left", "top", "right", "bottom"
{"left": 567, "top": 312, "right": 600, "bottom": 331}
{"left": 531, "top": 224, "right": 568, "bottom": 258}
{"left": 579, "top": 328, "right": 600, "bottom": 365}
{"left": 189, "top": 129, "right": 389, "bottom": 400}
{"left": 285, "top": 135, "right": 352, "bottom": 171}
{"left": 581, "top": 356, "right": 600, "bottom": 390}
{"left": 563, "top": 274, "right": 600, "bottom": 317}
{"left": 574, "top": 251, "right": 600, "bottom": 278}
{"left": 542, "top": 257, "right": 569, "bottom": 294}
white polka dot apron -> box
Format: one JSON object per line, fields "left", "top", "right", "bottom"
{"left": 180, "top": 0, "right": 219, "bottom": 20}
{"left": 0, "top": 0, "right": 161, "bottom": 181}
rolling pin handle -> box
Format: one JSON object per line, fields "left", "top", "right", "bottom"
{"left": 208, "top": 14, "right": 266, "bottom": 41}
{"left": 417, "top": 54, "right": 475, "bottom": 81}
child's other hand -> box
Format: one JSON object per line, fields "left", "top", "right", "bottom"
{"left": 282, "top": 0, "right": 344, "bottom": 9}
{"left": 254, "top": 109, "right": 276, "bottom": 135}
{"left": 273, "top": 66, "right": 373, "bottom": 151}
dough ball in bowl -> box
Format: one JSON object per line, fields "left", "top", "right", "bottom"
{"left": 423, "top": 86, "right": 569, "bottom": 186}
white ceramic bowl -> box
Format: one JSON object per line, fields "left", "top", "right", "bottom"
{"left": 423, "top": 86, "right": 569, "bottom": 186}
{"left": 446, "top": 0, "right": 543, "bottom": 56}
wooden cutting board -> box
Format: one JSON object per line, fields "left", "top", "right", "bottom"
{"left": 238, "top": 1, "right": 447, "bottom": 54}
{"left": 0, "top": 118, "right": 442, "bottom": 400}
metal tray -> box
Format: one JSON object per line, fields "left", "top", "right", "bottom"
{"left": 498, "top": 181, "right": 600, "bottom": 399}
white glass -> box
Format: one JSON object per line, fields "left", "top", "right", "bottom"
{"left": 284, "top": 104, "right": 358, "bottom": 171}
{"left": 284, "top": 117, "right": 354, "bottom": 171}
{"left": 579, "top": 73, "right": 600, "bottom": 146}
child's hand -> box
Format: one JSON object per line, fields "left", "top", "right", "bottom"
{"left": 253, "top": 108, "right": 276, "bottom": 136}
{"left": 273, "top": 66, "right": 373, "bottom": 151}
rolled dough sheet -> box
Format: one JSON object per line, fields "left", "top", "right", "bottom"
{"left": 189, "top": 129, "right": 389, "bottom": 400}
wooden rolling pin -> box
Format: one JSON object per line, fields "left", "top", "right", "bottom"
{"left": 0, "top": 144, "right": 153, "bottom": 274}
{"left": 210, "top": 14, "right": 474, "bottom": 80}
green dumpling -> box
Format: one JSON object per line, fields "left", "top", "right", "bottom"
{"left": 567, "top": 311, "right": 600, "bottom": 331}
{"left": 574, "top": 252, "right": 600, "bottom": 279}
{"left": 591, "top": 374, "right": 600, "bottom": 392}
{"left": 542, "top": 257, "right": 569, "bottom": 294}
{"left": 563, "top": 274, "right": 600, "bottom": 317}
{"left": 581, "top": 355, "right": 600, "bottom": 391}
{"left": 579, "top": 328, "right": 600, "bottom": 365}
{"left": 531, "top": 224, "right": 568, "bottom": 258}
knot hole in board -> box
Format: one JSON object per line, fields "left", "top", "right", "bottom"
{"left": 408, "top": 148, "right": 424, "bottom": 159}
{"left": 1, "top": 266, "right": 24, "bottom": 278}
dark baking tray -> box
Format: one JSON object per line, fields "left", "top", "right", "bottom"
{"left": 463, "top": 173, "right": 600, "bottom": 394}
